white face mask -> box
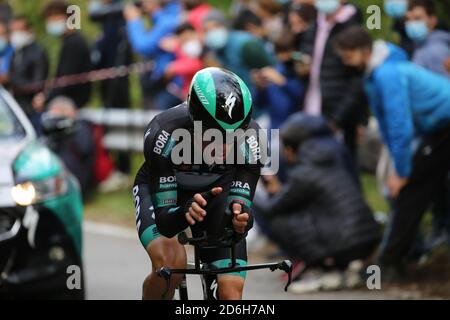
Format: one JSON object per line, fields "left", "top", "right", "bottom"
{"left": 46, "top": 20, "right": 66, "bottom": 37}
{"left": 10, "top": 31, "right": 34, "bottom": 49}
{"left": 182, "top": 40, "right": 202, "bottom": 58}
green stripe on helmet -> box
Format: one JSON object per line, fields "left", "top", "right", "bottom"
{"left": 191, "top": 69, "right": 217, "bottom": 118}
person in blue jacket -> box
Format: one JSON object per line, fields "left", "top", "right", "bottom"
{"left": 336, "top": 26, "right": 450, "bottom": 278}
{"left": 0, "top": 20, "right": 13, "bottom": 85}
{"left": 124, "top": 0, "right": 181, "bottom": 110}
{"left": 253, "top": 34, "right": 304, "bottom": 130}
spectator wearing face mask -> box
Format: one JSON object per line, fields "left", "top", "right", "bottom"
{"left": 8, "top": 16, "right": 49, "bottom": 133}
{"left": 384, "top": 0, "right": 448, "bottom": 58}
{"left": 384, "top": 0, "right": 414, "bottom": 56}
{"left": 299, "top": 0, "right": 367, "bottom": 158}
{"left": 161, "top": 23, "right": 204, "bottom": 98}
{"left": 33, "top": 0, "right": 92, "bottom": 112}
{"left": 202, "top": 10, "right": 276, "bottom": 116}
{"left": 0, "top": 20, "right": 13, "bottom": 86}
{"left": 406, "top": 0, "right": 450, "bottom": 78}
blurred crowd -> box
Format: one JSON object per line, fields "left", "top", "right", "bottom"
{"left": 0, "top": 0, "right": 449, "bottom": 293}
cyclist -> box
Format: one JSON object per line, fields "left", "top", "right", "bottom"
{"left": 132, "top": 67, "right": 265, "bottom": 300}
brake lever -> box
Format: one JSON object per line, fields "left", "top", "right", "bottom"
{"left": 279, "top": 260, "right": 293, "bottom": 292}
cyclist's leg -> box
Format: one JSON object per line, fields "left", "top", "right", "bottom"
{"left": 144, "top": 237, "right": 187, "bottom": 300}
{"left": 200, "top": 240, "right": 248, "bottom": 300}
{"left": 133, "top": 184, "right": 187, "bottom": 300}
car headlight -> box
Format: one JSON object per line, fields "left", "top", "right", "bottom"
{"left": 11, "top": 174, "right": 68, "bottom": 206}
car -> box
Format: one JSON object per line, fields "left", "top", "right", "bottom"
{"left": 0, "top": 88, "right": 84, "bottom": 299}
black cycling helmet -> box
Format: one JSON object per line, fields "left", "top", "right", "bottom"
{"left": 187, "top": 67, "right": 253, "bottom": 131}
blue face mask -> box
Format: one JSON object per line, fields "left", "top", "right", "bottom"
{"left": 0, "top": 37, "right": 8, "bottom": 54}
{"left": 205, "top": 28, "right": 229, "bottom": 50}
{"left": 314, "top": 0, "right": 340, "bottom": 15}
{"left": 405, "top": 20, "right": 429, "bottom": 42}
{"left": 88, "top": 0, "right": 106, "bottom": 15}
{"left": 384, "top": 0, "right": 407, "bottom": 18}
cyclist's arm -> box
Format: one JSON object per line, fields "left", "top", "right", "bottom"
{"left": 143, "top": 121, "right": 188, "bottom": 238}
{"left": 227, "top": 166, "right": 261, "bottom": 232}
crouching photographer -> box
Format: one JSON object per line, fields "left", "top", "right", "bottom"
{"left": 254, "top": 113, "right": 381, "bottom": 293}
{"left": 41, "top": 97, "right": 96, "bottom": 199}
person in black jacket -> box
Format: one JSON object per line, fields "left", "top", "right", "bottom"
{"left": 299, "top": 1, "right": 368, "bottom": 157}
{"left": 8, "top": 16, "right": 49, "bottom": 134}
{"left": 43, "top": 96, "right": 96, "bottom": 199}
{"left": 33, "top": 0, "right": 92, "bottom": 111}
{"left": 89, "top": 0, "right": 133, "bottom": 178}
{"left": 255, "top": 112, "right": 380, "bottom": 292}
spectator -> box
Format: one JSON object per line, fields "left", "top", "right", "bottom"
{"left": 181, "top": 0, "right": 212, "bottom": 32}
{"left": 255, "top": 113, "right": 380, "bottom": 293}
{"left": 406, "top": 0, "right": 450, "bottom": 78}
{"left": 89, "top": 0, "right": 132, "bottom": 108}
{"left": 8, "top": 16, "right": 49, "bottom": 134}
{"left": 251, "top": 0, "right": 284, "bottom": 42}
{"left": 300, "top": 0, "right": 367, "bottom": 157}
{"left": 202, "top": 10, "right": 276, "bottom": 115}
{"left": 287, "top": 3, "right": 316, "bottom": 50}
{"left": 384, "top": 0, "right": 449, "bottom": 58}
{"left": 335, "top": 27, "right": 450, "bottom": 279}
{"left": 385, "top": 0, "right": 417, "bottom": 57}
{"left": 0, "top": 20, "right": 13, "bottom": 86}
{"left": 34, "top": 0, "right": 92, "bottom": 110}
{"left": 161, "top": 23, "right": 204, "bottom": 98}
{"left": 233, "top": 8, "right": 266, "bottom": 40}
{"left": 0, "top": 0, "right": 12, "bottom": 23}
{"left": 253, "top": 34, "right": 304, "bottom": 130}
{"left": 89, "top": 0, "right": 133, "bottom": 184}
{"left": 42, "top": 97, "right": 96, "bottom": 198}
{"left": 124, "top": 0, "right": 181, "bottom": 110}
{"left": 406, "top": 0, "right": 450, "bottom": 249}
{"left": 230, "top": 0, "right": 253, "bottom": 18}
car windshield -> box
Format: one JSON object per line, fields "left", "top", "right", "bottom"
{"left": 0, "top": 96, "right": 26, "bottom": 140}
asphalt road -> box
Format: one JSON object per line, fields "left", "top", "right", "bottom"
{"left": 83, "top": 222, "right": 400, "bottom": 300}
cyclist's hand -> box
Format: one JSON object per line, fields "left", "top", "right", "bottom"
{"left": 185, "top": 187, "right": 222, "bottom": 225}
{"left": 231, "top": 203, "right": 250, "bottom": 234}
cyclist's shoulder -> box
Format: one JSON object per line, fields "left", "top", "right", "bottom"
{"left": 147, "top": 102, "right": 191, "bottom": 133}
